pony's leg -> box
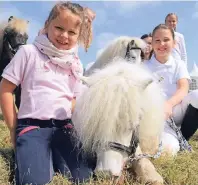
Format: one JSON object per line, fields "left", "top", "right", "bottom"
{"left": 130, "top": 146, "right": 163, "bottom": 185}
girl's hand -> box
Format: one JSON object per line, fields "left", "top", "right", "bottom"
{"left": 164, "top": 101, "right": 173, "bottom": 120}
{"left": 72, "top": 98, "right": 76, "bottom": 113}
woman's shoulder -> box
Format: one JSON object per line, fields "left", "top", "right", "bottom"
{"left": 174, "top": 31, "right": 185, "bottom": 39}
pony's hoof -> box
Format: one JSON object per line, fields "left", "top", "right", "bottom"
{"left": 135, "top": 169, "right": 163, "bottom": 185}
{"left": 144, "top": 172, "right": 164, "bottom": 185}
{"left": 146, "top": 182, "right": 163, "bottom": 185}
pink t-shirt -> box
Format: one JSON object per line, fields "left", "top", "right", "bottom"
{"left": 2, "top": 44, "right": 83, "bottom": 120}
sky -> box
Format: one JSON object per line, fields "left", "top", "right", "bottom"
{"left": 0, "top": 1, "right": 198, "bottom": 72}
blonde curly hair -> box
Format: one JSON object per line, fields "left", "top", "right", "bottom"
{"left": 44, "top": 1, "right": 94, "bottom": 52}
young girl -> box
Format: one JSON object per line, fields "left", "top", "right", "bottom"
{"left": 0, "top": 2, "right": 95, "bottom": 185}
{"left": 141, "top": 33, "right": 153, "bottom": 61}
{"left": 144, "top": 24, "right": 198, "bottom": 155}
{"left": 165, "top": 13, "right": 187, "bottom": 65}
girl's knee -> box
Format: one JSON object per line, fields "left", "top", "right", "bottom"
{"left": 70, "top": 164, "right": 93, "bottom": 183}
{"left": 16, "top": 173, "right": 52, "bottom": 185}
{"left": 162, "top": 133, "right": 180, "bottom": 156}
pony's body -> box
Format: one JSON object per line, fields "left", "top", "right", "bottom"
{"left": 0, "top": 16, "right": 29, "bottom": 109}
{"left": 73, "top": 37, "right": 165, "bottom": 184}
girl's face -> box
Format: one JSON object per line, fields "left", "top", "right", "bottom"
{"left": 143, "top": 36, "right": 152, "bottom": 54}
{"left": 165, "top": 15, "right": 177, "bottom": 31}
{"left": 152, "top": 28, "right": 175, "bottom": 62}
{"left": 46, "top": 9, "right": 81, "bottom": 50}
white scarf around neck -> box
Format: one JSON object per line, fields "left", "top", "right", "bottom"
{"left": 33, "top": 34, "right": 83, "bottom": 80}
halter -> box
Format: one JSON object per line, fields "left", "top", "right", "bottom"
{"left": 125, "top": 40, "right": 144, "bottom": 61}
{"left": 108, "top": 127, "right": 139, "bottom": 156}
{"left": 3, "top": 30, "right": 27, "bottom": 56}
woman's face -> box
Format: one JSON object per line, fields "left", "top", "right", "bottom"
{"left": 165, "top": 15, "right": 177, "bottom": 31}
{"left": 143, "top": 36, "right": 152, "bottom": 54}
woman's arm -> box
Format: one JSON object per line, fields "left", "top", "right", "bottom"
{"left": 167, "top": 78, "right": 189, "bottom": 107}
{"left": 180, "top": 34, "right": 187, "bottom": 65}
{"left": 0, "top": 78, "right": 17, "bottom": 147}
{"left": 165, "top": 78, "right": 189, "bottom": 120}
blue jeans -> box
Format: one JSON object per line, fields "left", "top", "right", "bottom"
{"left": 15, "top": 118, "right": 94, "bottom": 185}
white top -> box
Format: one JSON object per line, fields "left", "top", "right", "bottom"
{"left": 172, "top": 32, "right": 187, "bottom": 65}
{"left": 2, "top": 45, "right": 83, "bottom": 120}
{"left": 144, "top": 55, "right": 190, "bottom": 99}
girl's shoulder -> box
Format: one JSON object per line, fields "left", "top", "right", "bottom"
{"left": 20, "top": 44, "right": 47, "bottom": 59}
{"left": 20, "top": 44, "right": 40, "bottom": 54}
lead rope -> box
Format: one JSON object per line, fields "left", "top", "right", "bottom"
{"left": 167, "top": 117, "right": 192, "bottom": 152}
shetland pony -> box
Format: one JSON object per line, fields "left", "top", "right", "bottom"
{"left": 72, "top": 37, "right": 165, "bottom": 184}
{"left": 84, "top": 36, "right": 145, "bottom": 76}
{"left": 0, "top": 16, "right": 29, "bottom": 109}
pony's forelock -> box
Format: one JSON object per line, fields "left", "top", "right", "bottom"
{"left": 7, "top": 17, "right": 29, "bottom": 34}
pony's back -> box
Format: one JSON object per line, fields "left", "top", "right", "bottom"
{"left": 85, "top": 36, "right": 146, "bottom": 76}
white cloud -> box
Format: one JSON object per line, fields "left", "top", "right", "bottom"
{"left": 192, "top": 2, "right": 198, "bottom": 19}
{"left": 103, "top": 1, "right": 161, "bottom": 16}
{"left": 192, "top": 12, "right": 198, "bottom": 19}
{"left": 96, "top": 32, "right": 118, "bottom": 49}
{"left": 195, "top": 1, "right": 198, "bottom": 10}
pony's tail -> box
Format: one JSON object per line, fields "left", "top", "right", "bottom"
{"left": 138, "top": 81, "right": 165, "bottom": 154}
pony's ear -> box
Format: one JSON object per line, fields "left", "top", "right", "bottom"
{"left": 8, "top": 16, "right": 14, "bottom": 22}
{"left": 129, "top": 39, "right": 135, "bottom": 46}
{"left": 143, "top": 79, "right": 153, "bottom": 90}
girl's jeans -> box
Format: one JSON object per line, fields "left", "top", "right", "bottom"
{"left": 15, "top": 118, "right": 94, "bottom": 185}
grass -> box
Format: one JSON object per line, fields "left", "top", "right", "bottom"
{"left": 0, "top": 117, "right": 198, "bottom": 185}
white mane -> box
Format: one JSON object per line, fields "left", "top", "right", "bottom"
{"left": 85, "top": 36, "right": 146, "bottom": 76}
{"left": 72, "top": 58, "right": 165, "bottom": 154}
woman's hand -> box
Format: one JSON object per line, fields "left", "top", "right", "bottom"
{"left": 164, "top": 101, "right": 173, "bottom": 120}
